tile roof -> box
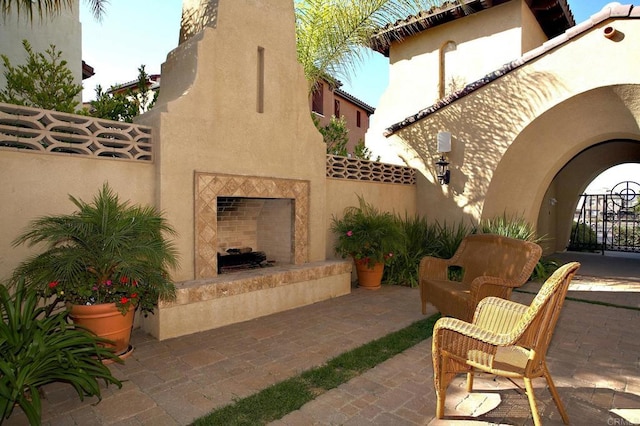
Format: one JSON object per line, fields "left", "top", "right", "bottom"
{"left": 383, "top": 3, "right": 638, "bottom": 137}
{"left": 334, "top": 88, "right": 375, "bottom": 114}
{"left": 371, "top": 0, "right": 575, "bottom": 57}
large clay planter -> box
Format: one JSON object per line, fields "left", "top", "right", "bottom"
{"left": 354, "top": 259, "right": 384, "bottom": 290}
{"left": 68, "top": 303, "right": 134, "bottom": 356}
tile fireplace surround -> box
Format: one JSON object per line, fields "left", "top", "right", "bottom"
{"left": 139, "top": 173, "right": 352, "bottom": 340}
{"left": 194, "top": 172, "right": 310, "bottom": 279}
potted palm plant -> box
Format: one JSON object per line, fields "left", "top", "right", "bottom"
{"left": 12, "top": 183, "right": 179, "bottom": 356}
{"left": 331, "top": 195, "right": 403, "bottom": 289}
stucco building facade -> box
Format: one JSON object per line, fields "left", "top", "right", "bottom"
{"left": 365, "top": 0, "right": 640, "bottom": 253}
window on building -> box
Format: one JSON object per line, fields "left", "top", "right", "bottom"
{"left": 334, "top": 99, "right": 340, "bottom": 117}
{"left": 356, "top": 110, "right": 361, "bottom": 128}
{"left": 312, "top": 83, "right": 324, "bottom": 115}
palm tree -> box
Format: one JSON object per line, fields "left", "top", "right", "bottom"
{"left": 4, "top": 0, "right": 461, "bottom": 91}
{"left": 1, "top": 0, "right": 107, "bottom": 21}
{"left": 295, "top": 0, "right": 460, "bottom": 91}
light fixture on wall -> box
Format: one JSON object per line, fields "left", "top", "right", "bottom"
{"left": 436, "top": 131, "right": 451, "bottom": 185}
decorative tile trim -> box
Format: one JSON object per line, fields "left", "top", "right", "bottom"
{"left": 195, "top": 172, "right": 310, "bottom": 279}
{"left": 0, "top": 102, "right": 153, "bottom": 161}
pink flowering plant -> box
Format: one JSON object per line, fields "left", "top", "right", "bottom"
{"left": 330, "top": 195, "right": 403, "bottom": 268}
{"left": 12, "top": 183, "right": 179, "bottom": 315}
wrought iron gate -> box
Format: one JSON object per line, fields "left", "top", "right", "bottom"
{"left": 569, "top": 181, "right": 640, "bottom": 253}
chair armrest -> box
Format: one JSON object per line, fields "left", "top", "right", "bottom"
{"left": 470, "top": 275, "right": 522, "bottom": 290}
{"left": 469, "top": 276, "right": 523, "bottom": 309}
{"left": 434, "top": 317, "right": 501, "bottom": 345}
{"left": 419, "top": 256, "right": 452, "bottom": 281}
{"left": 472, "top": 297, "right": 528, "bottom": 335}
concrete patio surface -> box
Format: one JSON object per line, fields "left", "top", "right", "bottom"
{"left": 5, "top": 252, "right": 640, "bottom": 425}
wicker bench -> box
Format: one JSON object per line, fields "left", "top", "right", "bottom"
{"left": 419, "top": 234, "right": 542, "bottom": 321}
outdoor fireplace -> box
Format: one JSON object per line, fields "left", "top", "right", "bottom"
{"left": 195, "top": 172, "right": 310, "bottom": 279}
{"left": 216, "top": 196, "right": 293, "bottom": 274}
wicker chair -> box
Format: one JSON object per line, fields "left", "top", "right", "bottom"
{"left": 420, "top": 234, "right": 542, "bottom": 321}
{"left": 432, "top": 261, "right": 580, "bottom": 426}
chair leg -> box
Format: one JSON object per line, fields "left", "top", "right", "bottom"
{"left": 543, "top": 368, "right": 570, "bottom": 424}
{"left": 466, "top": 371, "right": 474, "bottom": 392}
{"left": 436, "top": 391, "right": 445, "bottom": 419}
{"left": 523, "top": 377, "right": 542, "bottom": 426}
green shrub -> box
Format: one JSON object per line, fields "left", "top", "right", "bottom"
{"left": 531, "top": 257, "right": 560, "bottom": 282}
{"left": 0, "top": 40, "right": 82, "bottom": 113}
{"left": 384, "top": 217, "right": 473, "bottom": 287}
{"left": 433, "top": 220, "right": 474, "bottom": 259}
{"left": 384, "top": 213, "right": 548, "bottom": 287}
{"left": 568, "top": 221, "right": 599, "bottom": 251}
{"left": 0, "top": 278, "right": 122, "bottom": 424}
{"left": 479, "top": 213, "right": 540, "bottom": 242}
{"left": 384, "top": 214, "right": 440, "bottom": 287}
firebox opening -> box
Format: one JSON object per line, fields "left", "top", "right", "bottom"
{"left": 216, "top": 196, "right": 294, "bottom": 274}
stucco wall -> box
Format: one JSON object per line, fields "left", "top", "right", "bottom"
{"left": 0, "top": 152, "right": 154, "bottom": 281}
{"left": 366, "top": 0, "right": 528, "bottom": 164}
{"left": 324, "top": 179, "right": 416, "bottom": 262}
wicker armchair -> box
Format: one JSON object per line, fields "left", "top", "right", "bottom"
{"left": 432, "top": 261, "right": 580, "bottom": 425}
{"left": 420, "top": 234, "right": 542, "bottom": 321}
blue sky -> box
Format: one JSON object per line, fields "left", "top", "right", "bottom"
{"left": 79, "top": 0, "right": 616, "bottom": 105}
{"left": 79, "top": 0, "right": 637, "bottom": 191}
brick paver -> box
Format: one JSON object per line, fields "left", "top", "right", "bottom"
{"left": 5, "top": 253, "right": 640, "bottom": 425}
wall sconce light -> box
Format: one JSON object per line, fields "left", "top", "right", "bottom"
{"left": 436, "top": 131, "right": 451, "bottom": 185}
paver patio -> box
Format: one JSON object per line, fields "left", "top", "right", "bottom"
{"left": 5, "top": 252, "right": 640, "bottom": 425}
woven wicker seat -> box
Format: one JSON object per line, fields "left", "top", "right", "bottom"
{"left": 432, "top": 261, "right": 580, "bottom": 425}
{"left": 420, "top": 234, "right": 542, "bottom": 321}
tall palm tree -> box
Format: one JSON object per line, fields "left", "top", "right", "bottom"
{"left": 295, "top": 0, "right": 459, "bottom": 91}
{"left": 1, "top": 0, "right": 107, "bottom": 21}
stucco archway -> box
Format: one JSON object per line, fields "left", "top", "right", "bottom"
{"left": 482, "top": 85, "right": 640, "bottom": 253}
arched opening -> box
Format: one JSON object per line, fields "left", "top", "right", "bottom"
{"left": 585, "top": 163, "right": 640, "bottom": 194}
{"left": 567, "top": 163, "right": 640, "bottom": 254}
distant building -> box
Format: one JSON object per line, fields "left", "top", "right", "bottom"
{"left": 310, "top": 79, "right": 375, "bottom": 156}
{"left": 107, "top": 74, "right": 162, "bottom": 96}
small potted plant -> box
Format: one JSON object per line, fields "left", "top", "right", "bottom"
{"left": 331, "top": 195, "right": 403, "bottom": 289}
{"left": 12, "top": 183, "right": 179, "bottom": 355}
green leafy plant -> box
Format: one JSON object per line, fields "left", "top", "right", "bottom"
{"left": 84, "top": 65, "right": 158, "bottom": 122}
{"left": 0, "top": 40, "right": 82, "bottom": 112}
{"left": 353, "top": 138, "right": 377, "bottom": 161}
{"left": 331, "top": 195, "right": 403, "bottom": 268}
{"left": 479, "top": 213, "right": 540, "bottom": 242}
{"left": 313, "top": 114, "right": 349, "bottom": 156}
{"left": 531, "top": 257, "right": 559, "bottom": 282}
{"left": 83, "top": 84, "right": 140, "bottom": 123}
{"left": 384, "top": 214, "right": 440, "bottom": 287}
{"left": 12, "top": 183, "right": 179, "bottom": 315}
{"left": 432, "top": 220, "right": 474, "bottom": 259}
{"left": 0, "top": 278, "right": 122, "bottom": 424}
{"left": 568, "top": 221, "right": 599, "bottom": 252}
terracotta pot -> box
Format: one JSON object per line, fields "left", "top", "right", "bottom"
{"left": 354, "top": 259, "right": 384, "bottom": 290}
{"left": 68, "top": 303, "right": 134, "bottom": 356}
